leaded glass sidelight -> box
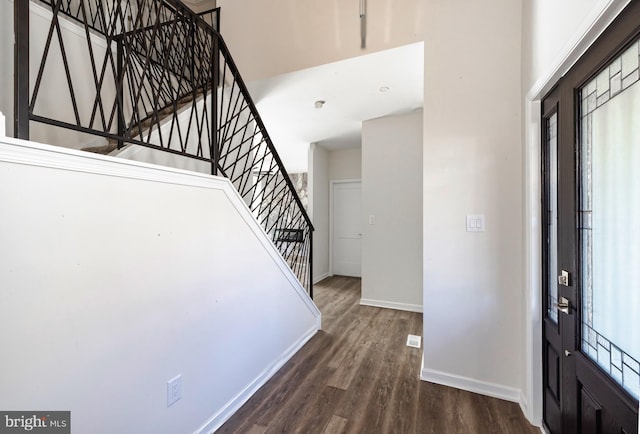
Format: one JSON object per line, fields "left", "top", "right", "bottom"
{"left": 546, "top": 112, "right": 559, "bottom": 325}
{"left": 579, "top": 38, "right": 640, "bottom": 400}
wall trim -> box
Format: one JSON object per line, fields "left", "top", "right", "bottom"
{"left": 360, "top": 298, "right": 422, "bottom": 313}
{"left": 528, "top": 0, "right": 631, "bottom": 100}
{"left": 421, "top": 367, "right": 521, "bottom": 404}
{"left": 193, "top": 322, "right": 319, "bottom": 434}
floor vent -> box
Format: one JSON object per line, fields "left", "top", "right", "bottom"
{"left": 406, "top": 334, "right": 421, "bottom": 348}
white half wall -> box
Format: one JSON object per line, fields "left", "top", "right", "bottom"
{"left": 309, "top": 143, "right": 330, "bottom": 283}
{"left": 0, "top": 137, "right": 320, "bottom": 434}
{"left": 361, "top": 110, "right": 423, "bottom": 312}
{"left": 422, "top": 0, "right": 524, "bottom": 406}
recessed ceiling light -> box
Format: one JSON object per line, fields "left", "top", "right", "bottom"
{"left": 314, "top": 100, "right": 325, "bottom": 109}
{"left": 379, "top": 86, "right": 390, "bottom": 92}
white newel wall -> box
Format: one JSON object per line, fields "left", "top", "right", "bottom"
{"left": 0, "top": 137, "right": 320, "bottom": 434}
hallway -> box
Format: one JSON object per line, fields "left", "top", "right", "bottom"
{"left": 217, "top": 276, "right": 538, "bottom": 433}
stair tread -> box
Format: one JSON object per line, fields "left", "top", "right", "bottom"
{"left": 82, "top": 142, "right": 119, "bottom": 155}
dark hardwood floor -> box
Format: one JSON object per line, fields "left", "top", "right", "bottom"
{"left": 216, "top": 276, "right": 540, "bottom": 434}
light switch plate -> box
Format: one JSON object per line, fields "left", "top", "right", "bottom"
{"left": 466, "top": 214, "right": 485, "bottom": 232}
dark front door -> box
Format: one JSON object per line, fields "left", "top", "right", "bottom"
{"left": 542, "top": 2, "right": 640, "bottom": 433}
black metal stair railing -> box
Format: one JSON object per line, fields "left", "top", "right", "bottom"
{"left": 14, "top": 0, "right": 314, "bottom": 296}
{"left": 197, "top": 8, "right": 219, "bottom": 31}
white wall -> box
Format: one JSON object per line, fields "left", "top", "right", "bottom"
{"left": 328, "top": 148, "right": 362, "bottom": 181}
{"left": 362, "top": 110, "right": 422, "bottom": 312}
{"left": 216, "top": 0, "right": 425, "bottom": 81}
{"left": 422, "top": 0, "right": 524, "bottom": 405}
{"left": 0, "top": 137, "right": 320, "bottom": 434}
{"left": 520, "top": 0, "right": 632, "bottom": 424}
{"left": 309, "top": 143, "right": 330, "bottom": 283}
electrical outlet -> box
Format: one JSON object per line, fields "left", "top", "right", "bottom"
{"left": 167, "top": 374, "right": 182, "bottom": 407}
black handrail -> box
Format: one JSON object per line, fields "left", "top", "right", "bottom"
{"left": 14, "top": 0, "right": 314, "bottom": 296}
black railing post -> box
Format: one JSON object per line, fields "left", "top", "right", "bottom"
{"left": 14, "top": 0, "right": 30, "bottom": 139}
{"left": 190, "top": 20, "right": 195, "bottom": 83}
{"left": 211, "top": 34, "right": 219, "bottom": 176}
{"left": 309, "top": 230, "right": 314, "bottom": 299}
{"left": 116, "top": 37, "right": 125, "bottom": 149}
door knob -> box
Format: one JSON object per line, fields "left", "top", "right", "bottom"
{"left": 556, "top": 296, "right": 570, "bottom": 314}
{"left": 565, "top": 350, "right": 572, "bottom": 357}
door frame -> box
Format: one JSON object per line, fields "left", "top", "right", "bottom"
{"left": 329, "top": 179, "right": 362, "bottom": 277}
{"left": 524, "top": 0, "right": 636, "bottom": 426}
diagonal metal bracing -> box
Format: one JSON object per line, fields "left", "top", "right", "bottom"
{"left": 20, "top": 0, "right": 312, "bottom": 295}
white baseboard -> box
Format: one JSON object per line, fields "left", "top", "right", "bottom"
{"left": 518, "top": 391, "right": 545, "bottom": 429}
{"left": 420, "top": 356, "right": 543, "bottom": 430}
{"left": 421, "top": 367, "right": 521, "bottom": 403}
{"left": 313, "top": 272, "right": 329, "bottom": 284}
{"left": 519, "top": 390, "right": 529, "bottom": 425}
{"left": 194, "top": 323, "right": 319, "bottom": 434}
{"left": 360, "top": 298, "right": 423, "bottom": 313}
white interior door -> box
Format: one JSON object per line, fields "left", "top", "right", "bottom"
{"left": 331, "top": 181, "right": 362, "bottom": 277}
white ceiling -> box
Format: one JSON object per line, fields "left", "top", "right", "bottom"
{"left": 245, "top": 42, "right": 424, "bottom": 172}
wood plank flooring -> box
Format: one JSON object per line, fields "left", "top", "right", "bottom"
{"left": 216, "top": 276, "right": 540, "bottom": 434}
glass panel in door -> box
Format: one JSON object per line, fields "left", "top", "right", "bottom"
{"left": 546, "top": 112, "right": 559, "bottom": 324}
{"left": 579, "top": 39, "right": 640, "bottom": 400}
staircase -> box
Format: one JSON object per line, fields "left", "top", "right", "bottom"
{"left": 14, "top": 0, "right": 314, "bottom": 295}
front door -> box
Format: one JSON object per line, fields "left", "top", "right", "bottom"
{"left": 542, "top": 3, "right": 640, "bottom": 433}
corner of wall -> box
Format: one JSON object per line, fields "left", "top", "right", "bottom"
{"left": 309, "top": 143, "right": 330, "bottom": 281}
